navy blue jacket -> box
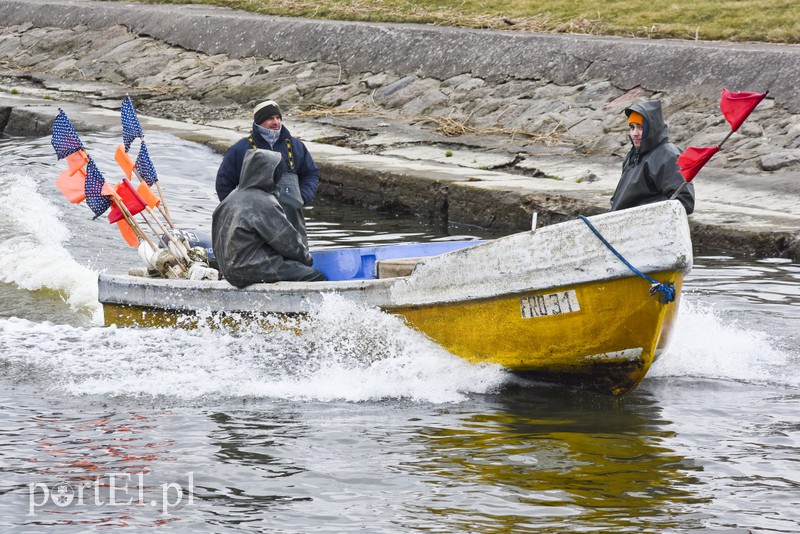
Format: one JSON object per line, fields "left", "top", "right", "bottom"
{"left": 215, "top": 124, "right": 320, "bottom": 204}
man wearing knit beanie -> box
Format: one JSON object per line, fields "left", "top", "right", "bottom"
{"left": 610, "top": 100, "right": 694, "bottom": 214}
{"left": 253, "top": 99, "right": 282, "bottom": 124}
{"left": 215, "top": 98, "right": 320, "bottom": 244}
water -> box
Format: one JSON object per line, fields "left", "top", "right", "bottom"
{"left": 1, "top": 130, "right": 798, "bottom": 533}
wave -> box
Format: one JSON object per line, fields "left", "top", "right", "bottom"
{"left": 0, "top": 294, "right": 507, "bottom": 404}
{"left": 0, "top": 171, "right": 103, "bottom": 322}
{"left": 2, "top": 291, "right": 796, "bottom": 408}
{"left": 650, "top": 297, "right": 799, "bottom": 388}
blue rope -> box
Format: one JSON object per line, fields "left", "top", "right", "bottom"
{"left": 578, "top": 215, "right": 676, "bottom": 303}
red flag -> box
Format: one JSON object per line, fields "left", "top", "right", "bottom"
{"left": 108, "top": 178, "right": 147, "bottom": 224}
{"left": 677, "top": 146, "right": 720, "bottom": 182}
{"left": 720, "top": 89, "right": 767, "bottom": 132}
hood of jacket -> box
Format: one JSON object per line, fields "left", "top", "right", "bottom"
{"left": 625, "top": 100, "right": 670, "bottom": 155}
{"left": 239, "top": 149, "right": 282, "bottom": 195}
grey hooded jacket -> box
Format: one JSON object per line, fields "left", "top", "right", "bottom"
{"left": 610, "top": 101, "right": 695, "bottom": 214}
{"left": 212, "top": 149, "right": 324, "bottom": 287}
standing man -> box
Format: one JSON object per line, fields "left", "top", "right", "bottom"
{"left": 610, "top": 100, "right": 695, "bottom": 214}
{"left": 216, "top": 99, "right": 320, "bottom": 244}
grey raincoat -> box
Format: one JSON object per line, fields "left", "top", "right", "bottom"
{"left": 211, "top": 149, "right": 326, "bottom": 288}
{"left": 610, "top": 101, "right": 695, "bottom": 214}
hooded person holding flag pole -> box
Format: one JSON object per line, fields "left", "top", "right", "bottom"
{"left": 610, "top": 100, "right": 695, "bottom": 215}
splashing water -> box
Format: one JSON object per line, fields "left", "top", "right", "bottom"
{"left": 0, "top": 294, "right": 508, "bottom": 404}
{"left": 0, "top": 173, "right": 102, "bottom": 322}
{"left": 650, "top": 297, "right": 799, "bottom": 388}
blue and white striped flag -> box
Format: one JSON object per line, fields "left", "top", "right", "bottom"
{"left": 51, "top": 109, "right": 83, "bottom": 160}
{"left": 121, "top": 96, "right": 144, "bottom": 152}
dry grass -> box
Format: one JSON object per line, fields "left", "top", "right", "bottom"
{"left": 422, "top": 112, "right": 564, "bottom": 144}
{"left": 128, "top": 0, "right": 800, "bottom": 43}
{"left": 298, "top": 105, "right": 565, "bottom": 144}
{"left": 295, "top": 104, "right": 378, "bottom": 118}
{"left": 231, "top": 0, "right": 561, "bottom": 32}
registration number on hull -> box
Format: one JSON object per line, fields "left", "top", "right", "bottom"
{"left": 520, "top": 290, "right": 580, "bottom": 319}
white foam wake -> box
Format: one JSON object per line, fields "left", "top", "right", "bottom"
{"left": 650, "top": 297, "right": 799, "bottom": 388}
{"left": 0, "top": 172, "right": 102, "bottom": 322}
{"left": 0, "top": 294, "right": 508, "bottom": 404}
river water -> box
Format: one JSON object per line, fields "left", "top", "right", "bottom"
{"left": 0, "top": 130, "right": 798, "bottom": 533}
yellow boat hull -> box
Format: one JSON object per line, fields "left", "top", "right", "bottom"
{"left": 396, "top": 271, "right": 683, "bottom": 395}
{"left": 102, "top": 271, "right": 681, "bottom": 396}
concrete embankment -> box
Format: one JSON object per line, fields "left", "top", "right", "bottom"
{"left": 0, "top": 0, "right": 799, "bottom": 259}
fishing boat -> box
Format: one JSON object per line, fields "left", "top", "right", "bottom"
{"left": 99, "top": 200, "right": 692, "bottom": 396}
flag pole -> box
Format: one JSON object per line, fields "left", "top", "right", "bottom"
{"left": 130, "top": 166, "right": 176, "bottom": 229}
{"left": 669, "top": 181, "right": 688, "bottom": 201}
{"left": 135, "top": 208, "right": 160, "bottom": 237}
{"left": 153, "top": 181, "right": 174, "bottom": 226}
{"left": 717, "top": 130, "right": 735, "bottom": 150}
{"left": 142, "top": 205, "right": 193, "bottom": 265}
{"left": 111, "top": 192, "right": 186, "bottom": 274}
{"left": 132, "top": 168, "right": 192, "bottom": 253}
{"left": 137, "top": 171, "right": 194, "bottom": 255}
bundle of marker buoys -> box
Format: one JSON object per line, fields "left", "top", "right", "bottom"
{"left": 51, "top": 97, "right": 218, "bottom": 281}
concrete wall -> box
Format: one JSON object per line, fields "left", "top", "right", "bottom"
{"left": 2, "top": 0, "right": 800, "bottom": 112}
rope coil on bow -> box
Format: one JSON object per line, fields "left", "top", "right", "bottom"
{"left": 578, "top": 215, "right": 676, "bottom": 304}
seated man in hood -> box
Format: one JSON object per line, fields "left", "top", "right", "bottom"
{"left": 212, "top": 149, "right": 326, "bottom": 288}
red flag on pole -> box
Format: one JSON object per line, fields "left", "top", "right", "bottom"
{"left": 108, "top": 178, "right": 147, "bottom": 223}
{"left": 720, "top": 89, "right": 767, "bottom": 133}
{"left": 677, "top": 146, "right": 720, "bottom": 182}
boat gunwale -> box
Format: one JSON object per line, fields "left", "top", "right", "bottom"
{"left": 98, "top": 266, "right": 686, "bottom": 315}
{"left": 98, "top": 200, "right": 693, "bottom": 314}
